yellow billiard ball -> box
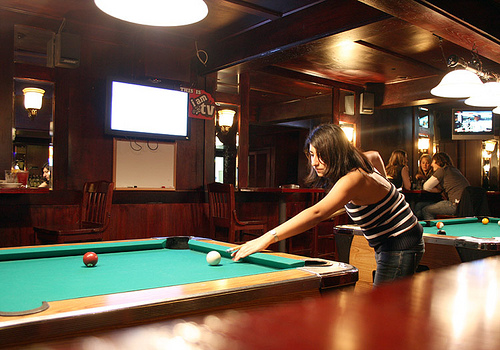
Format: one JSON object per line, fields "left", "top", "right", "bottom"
{"left": 482, "top": 218, "right": 489, "bottom": 225}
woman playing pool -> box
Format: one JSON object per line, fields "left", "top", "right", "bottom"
{"left": 231, "top": 124, "right": 424, "bottom": 286}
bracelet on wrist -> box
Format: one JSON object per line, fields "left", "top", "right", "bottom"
{"left": 269, "top": 229, "right": 279, "bottom": 242}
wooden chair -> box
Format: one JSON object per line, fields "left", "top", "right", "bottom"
{"left": 35, "top": 181, "right": 114, "bottom": 244}
{"left": 208, "top": 182, "right": 267, "bottom": 243}
{"left": 286, "top": 190, "right": 345, "bottom": 259}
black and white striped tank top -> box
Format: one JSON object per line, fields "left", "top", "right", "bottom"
{"left": 345, "top": 182, "right": 422, "bottom": 251}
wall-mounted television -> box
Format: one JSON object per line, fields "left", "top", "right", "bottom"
{"left": 104, "top": 78, "right": 189, "bottom": 141}
{"left": 452, "top": 109, "right": 494, "bottom": 140}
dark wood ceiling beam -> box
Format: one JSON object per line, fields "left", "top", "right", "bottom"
{"left": 260, "top": 66, "right": 363, "bottom": 91}
{"left": 381, "top": 75, "right": 443, "bottom": 107}
{"left": 354, "top": 40, "right": 442, "bottom": 74}
{"left": 358, "top": 0, "right": 500, "bottom": 64}
{"left": 198, "top": 0, "right": 391, "bottom": 74}
{"left": 258, "top": 93, "right": 333, "bottom": 123}
{"left": 219, "top": 0, "right": 283, "bottom": 19}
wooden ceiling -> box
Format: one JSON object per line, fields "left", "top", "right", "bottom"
{"left": 3, "top": 0, "right": 500, "bottom": 122}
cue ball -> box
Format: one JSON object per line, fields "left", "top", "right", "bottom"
{"left": 482, "top": 218, "right": 489, "bottom": 225}
{"left": 436, "top": 221, "right": 444, "bottom": 229}
{"left": 83, "top": 252, "right": 98, "bottom": 267}
{"left": 206, "top": 251, "right": 221, "bottom": 266}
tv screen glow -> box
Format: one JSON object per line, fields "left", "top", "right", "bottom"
{"left": 105, "top": 79, "right": 189, "bottom": 140}
{"left": 453, "top": 110, "right": 493, "bottom": 140}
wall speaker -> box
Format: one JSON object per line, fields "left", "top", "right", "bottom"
{"left": 47, "top": 32, "right": 80, "bottom": 68}
{"left": 360, "top": 92, "right": 374, "bottom": 114}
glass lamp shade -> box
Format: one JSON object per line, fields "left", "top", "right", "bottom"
{"left": 465, "top": 81, "right": 500, "bottom": 107}
{"left": 430, "top": 69, "right": 483, "bottom": 98}
{"left": 493, "top": 106, "right": 500, "bottom": 114}
{"left": 23, "top": 87, "right": 45, "bottom": 110}
{"left": 340, "top": 124, "right": 355, "bottom": 142}
{"left": 218, "top": 109, "right": 235, "bottom": 128}
{"left": 418, "top": 138, "right": 430, "bottom": 151}
{"left": 94, "top": 0, "right": 208, "bottom": 26}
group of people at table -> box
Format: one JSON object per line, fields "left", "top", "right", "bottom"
{"left": 385, "top": 150, "right": 470, "bottom": 220}
{"left": 231, "top": 123, "right": 476, "bottom": 290}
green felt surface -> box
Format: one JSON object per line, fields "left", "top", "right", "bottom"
{"left": 420, "top": 217, "right": 500, "bottom": 238}
{"left": 0, "top": 239, "right": 305, "bottom": 313}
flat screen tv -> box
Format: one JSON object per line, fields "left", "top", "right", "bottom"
{"left": 104, "top": 78, "right": 189, "bottom": 141}
{"left": 452, "top": 109, "right": 494, "bottom": 140}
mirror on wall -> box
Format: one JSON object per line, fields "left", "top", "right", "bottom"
{"left": 13, "top": 78, "right": 54, "bottom": 188}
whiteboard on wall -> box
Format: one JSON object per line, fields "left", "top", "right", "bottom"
{"left": 114, "top": 139, "right": 176, "bottom": 190}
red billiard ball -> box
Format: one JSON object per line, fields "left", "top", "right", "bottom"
{"left": 436, "top": 221, "right": 444, "bottom": 229}
{"left": 83, "top": 252, "right": 98, "bottom": 267}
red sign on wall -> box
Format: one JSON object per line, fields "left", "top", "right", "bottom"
{"left": 181, "top": 88, "right": 216, "bottom": 120}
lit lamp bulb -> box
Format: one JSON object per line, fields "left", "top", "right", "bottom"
{"left": 23, "top": 87, "right": 45, "bottom": 120}
{"left": 218, "top": 109, "right": 235, "bottom": 133}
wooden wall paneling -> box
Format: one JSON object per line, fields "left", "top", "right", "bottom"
{"left": 239, "top": 72, "right": 250, "bottom": 188}
{"left": 202, "top": 73, "right": 217, "bottom": 187}
{"left": 0, "top": 19, "right": 14, "bottom": 175}
{"left": 107, "top": 204, "right": 150, "bottom": 241}
{"left": 106, "top": 203, "right": 209, "bottom": 241}
{"left": 0, "top": 204, "right": 79, "bottom": 247}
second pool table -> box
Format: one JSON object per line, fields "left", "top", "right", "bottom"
{"left": 333, "top": 217, "right": 500, "bottom": 289}
{"left": 0, "top": 237, "right": 358, "bottom": 348}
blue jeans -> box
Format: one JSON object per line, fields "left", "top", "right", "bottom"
{"left": 421, "top": 200, "right": 456, "bottom": 220}
{"left": 373, "top": 242, "right": 424, "bottom": 287}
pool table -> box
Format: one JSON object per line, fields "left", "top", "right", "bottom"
{"left": 0, "top": 237, "right": 358, "bottom": 348}
{"left": 333, "top": 217, "right": 500, "bottom": 290}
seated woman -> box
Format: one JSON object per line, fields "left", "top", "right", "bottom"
{"left": 420, "top": 152, "right": 470, "bottom": 220}
{"left": 414, "top": 154, "right": 433, "bottom": 189}
{"left": 412, "top": 154, "right": 441, "bottom": 218}
{"left": 38, "top": 163, "right": 51, "bottom": 188}
{"left": 385, "top": 149, "right": 411, "bottom": 191}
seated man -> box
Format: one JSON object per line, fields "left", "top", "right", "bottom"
{"left": 419, "top": 152, "right": 470, "bottom": 220}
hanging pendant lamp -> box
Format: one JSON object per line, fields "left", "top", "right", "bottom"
{"left": 94, "top": 0, "right": 208, "bottom": 26}
{"left": 430, "top": 69, "right": 483, "bottom": 98}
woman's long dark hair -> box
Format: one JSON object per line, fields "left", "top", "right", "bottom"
{"left": 304, "top": 124, "right": 373, "bottom": 190}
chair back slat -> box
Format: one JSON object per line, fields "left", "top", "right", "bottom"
{"left": 208, "top": 182, "right": 235, "bottom": 221}
{"left": 81, "top": 181, "right": 114, "bottom": 229}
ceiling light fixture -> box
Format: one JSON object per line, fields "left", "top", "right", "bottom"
{"left": 431, "top": 51, "right": 500, "bottom": 113}
{"left": 430, "top": 69, "right": 483, "bottom": 98}
{"left": 465, "top": 81, "right": 500, "bottom": 107}
{"left": 94, "top": 0, "right": 208, "bottom": 27}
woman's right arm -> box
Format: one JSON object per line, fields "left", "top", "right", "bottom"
{"left": 231, "top": 172, "right": 361, "bottom": 261}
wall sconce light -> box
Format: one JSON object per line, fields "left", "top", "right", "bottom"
{"left": 484, "top": 141, "right": 496, "bottom": 153}
{"left": 217, "top": 109, "right": 235, "bottom": 133}
{"left": 22, "top": 87, "right": 45, "bottom": 120}
{"left": 418, "top": 137, "right": 430, "bottom": 151}
{"left": 340, "top": 122, "right": 355, "bottom": 143}
{"left": 94, "top": 0, "right": 208, "bottom": 26}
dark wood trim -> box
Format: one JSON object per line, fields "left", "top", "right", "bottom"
{"left": 198, "top": 0, "right": 391, "bottom": 74}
